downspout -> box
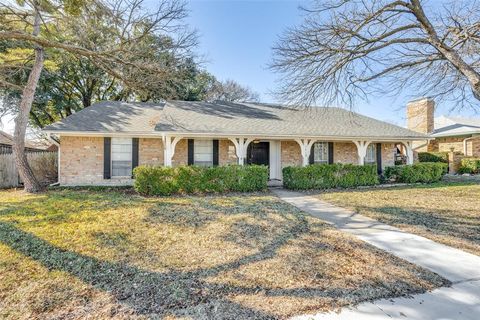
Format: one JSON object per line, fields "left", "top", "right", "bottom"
{"left": 46, "top": 133, "right": 60, "bottom": 147}
{"left": 412, "top": 139, "right": 431, "bottom": 151}
{"left": 463, "top": 136, "right": 477, "bottom": 156}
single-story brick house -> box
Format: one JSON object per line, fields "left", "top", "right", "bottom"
{"left": 44, "top": 100, "right": 426, "bottom": 186}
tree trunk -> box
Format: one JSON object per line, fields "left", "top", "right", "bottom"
{"left": 409, "top": 0, "right": 480, "bottom": 101}
{"left": 13, "top": 4, "right": 44, "bottom": 193}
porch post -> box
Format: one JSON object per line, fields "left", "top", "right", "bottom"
{"left": 294, "top": 138, "right": 316, "bottom": 166}
{"left": 404, "top": 141, "right": 414, "bottom": 165}
{"left": 229, "top": 137, "right": 254, "bottom": 165}
{"left": 162, "top": 136, "right": 182, "bottom": 167}
{"left": 353, "top": 140, "right": 371, "bottom": 165}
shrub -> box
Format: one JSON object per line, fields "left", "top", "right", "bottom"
{"left": 418, "top": 152, "right": 449, "bottom": 163}
{"left": 384, "top": 162, "right": 448, "bottom": 183}
{"left": 459, "top": 158, "right": 480, "bottom": 174}
{"left": 133, "top": 166, "right": 179, "bottom": 195}
{"left": 282, "top": 163, "right": 378, "bottom": 190}
{"left": 133, "top": 165, "right": 268, "bottom": 196}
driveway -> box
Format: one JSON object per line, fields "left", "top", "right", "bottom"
{"left": 273, "top": 189, "right": 480, "bottom": 320}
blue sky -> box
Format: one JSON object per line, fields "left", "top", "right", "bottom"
{"left": 185, "top": 0, "right": 478, "bottom": 125}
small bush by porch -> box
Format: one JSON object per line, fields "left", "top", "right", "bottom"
{"left": 384, "top": 162, "right": 448, "bottom": 183}
{"left": 458, "top": 158, "right": 480, "bottom": 174}
{"left": 283, "top": 163, "right": 379, "bottom": 190}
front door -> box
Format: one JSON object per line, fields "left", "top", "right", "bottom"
{"left": 247, "top": 142, "right": 269, "bottom": 166}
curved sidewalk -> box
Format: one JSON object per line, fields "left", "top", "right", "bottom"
{"left": 273, "top": 189, "right": 480, "bottom": 320}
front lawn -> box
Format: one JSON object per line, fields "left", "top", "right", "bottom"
{"left": 317, "top": 182, "right": 480, "bottom": 256}
{"left": 0, "top": 189, "right": 446, "bottom": 319}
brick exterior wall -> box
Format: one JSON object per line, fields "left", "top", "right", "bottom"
{"left": 281, "top": 141, "right": 302, "bottom": 168}
{"left": 219, "top": 139, "right": 238, "bottom": 165}
{"left": 435, "top": 137, "right": 465, "bottom": 153}
{"left": 60, "top": 136, "right": 398, "bottom": 185}
{"left": 278, "top": 141, "right": 393, "bottom": 169}
{"left": 380, "top": 143, "right": 395, "bottom": 168}
{"left": 421, "top": 136, "right": 480, "bottom": 157}
{"left": 406, "top": 98, "right": 434, "bottom": 152}
{"left": 172, "top": 139, "right": 188, "bottom": 167}
{"left": 423, "top": 136, "right": 479, "bottom": 157}
{"left": 171, "top": 138, "right": 237, "bottom": 166}
{"left": 407, "top": 98, "right": 434, "bottom": 134}
{"left": 333, "top": 142, "right": 358, "bottom": 164}
{"left": 59, "top": 136, "right": 105, "bottom": 185}
{"left": 139, "top": 138, "right": 163, "bottom": 166}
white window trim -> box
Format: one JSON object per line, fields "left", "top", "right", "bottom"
{"left": 365, "top": 143, "right": 376, "bottom": 164}
{"left": 313, "top": 141, "right": 329, "bottom": 164}
{"left": 111, "top": 137, "right": 133, "bottom": 178}
{"left": 194, "top": 139, "right": 214, "bottom": 167}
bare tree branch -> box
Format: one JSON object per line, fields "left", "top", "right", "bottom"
{"left": 0, "top": 78, "right": 23, "bottom": 91}
{"left": 271, "top": 0, "right": 480, "bottom": 108}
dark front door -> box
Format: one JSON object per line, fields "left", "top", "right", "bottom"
{"left": 247, "top": 142, "right": 269, "bottom": 166}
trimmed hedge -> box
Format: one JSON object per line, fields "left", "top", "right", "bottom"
{"left": 418, "top": 152, "right": 449, "bottom": 163}
{"left": 282, "top": 163, "right": 379, "bottom": 190}
{"left": 133, "top": 165, "right": 268, "bottom": 196}
{"left": 384, "top": 162, "right": 448, "bottom": 183}
{"left": 459, "top": 158, "right": 480, "bottom": 174}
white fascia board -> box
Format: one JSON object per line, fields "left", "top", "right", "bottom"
{"left": 431, "top": 130, "right": 480, "bottom": 138}
{"left": 43, "top": 130, "right": 426, "bottom": 142}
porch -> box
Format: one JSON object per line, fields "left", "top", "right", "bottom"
{"left": 162, "top": 135, "right": 415, "bottom": 179}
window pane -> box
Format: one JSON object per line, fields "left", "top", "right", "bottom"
{"left": 314, "top": 142, "right": 328, "bottom": 163}
{"left": 111, "top": 138, "right": 132, "bottom": 177}
{"left": 194, "top": 139, "right": 213, "bottom": 166}
{"left": 365, "top": 144, "right": 376, "bottom": 163}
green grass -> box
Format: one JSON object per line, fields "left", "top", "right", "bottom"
{"left": 0, "top": 189, "right": 447, "bottom": 319}
{"left": 317, "top": 182, "right": 480, "bottom": 256}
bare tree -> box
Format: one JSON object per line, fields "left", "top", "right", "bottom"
{"left": 271, "top": 0, "right": 480, "bottom": 108}
{"left": 0, "top": 0, "right": 195, "bottom": 192}
{"left": 207, "top": 79, "right": 260, "bottom": 102}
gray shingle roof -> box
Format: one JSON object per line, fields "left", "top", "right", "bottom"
{"left": 0, "top": 130, "right": 45, "bottom": 149}
{"left": 44, "top": 101, "right": 166, "bottom": 133}
{"left": 44, "top": 100, "right": 426, "bottom": 139}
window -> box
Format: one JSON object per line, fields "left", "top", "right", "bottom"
{"left": 365, "top": 144, "right": 376, "bottom": 164}
{"left": 111, "top": 138, "right": 132, "bottom": 177}
{"left": 313, "top": 142, "right": 328, "bottom": 164}
{"left": 194, "top": 139, "right": 213, "bottom": 167}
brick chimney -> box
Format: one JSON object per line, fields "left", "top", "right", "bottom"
{"left": 406, "top": 98, "right": 434, "bottom": 134}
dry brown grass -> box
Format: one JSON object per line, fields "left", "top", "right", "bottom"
{"left": 0, "top": 188, "right": 447, "bottom": 319}
{"left": 317, "top": 182, "right": 480, "bottom": 256}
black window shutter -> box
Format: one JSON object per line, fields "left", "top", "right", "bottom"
{"left": 132, "top": 138, "right": 139, "bottom": 177}
{"left": 328, "top": 142, "right": 334, "bottom": 164}
{"left": 309, "top": 144, "right": 315, "bottom": 164}
{"left": 188, "top": 139, "right": 194, "bottom": 165}
{"left": 376, "top": 143, "right": 382, "bottom": 174}
{"left": 213, "top": 140, "right": 219, "bottom": 166}
{"left": 103, "top": 137, "right": 111, "bottom": 179}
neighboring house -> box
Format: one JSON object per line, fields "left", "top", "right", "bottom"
{"left": 0, "top": 130, "right": 50, "bottom": 153}
{"left": 407, "top": 98, "right": 480, "bottom": 156}
{"left": 43, "top": 100, "right": 425, "bottom": 186}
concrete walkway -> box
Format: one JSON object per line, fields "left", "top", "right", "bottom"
{"left": 272, "top": 189, "right": 480, "bottom": 320}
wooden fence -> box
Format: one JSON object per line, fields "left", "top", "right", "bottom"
{"left": 0, "top": 151, "right": 58, "bottom": 188}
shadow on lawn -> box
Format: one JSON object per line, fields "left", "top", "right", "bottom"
{"left": 316, "top": 181, "right": 478, "bottom": 197}
{"left": 0, "top": 191, "right": 448, "bottom": 319}
{"left": 0, "top": 216, "right": 309, "bottom": 319}
{"left": 351, "top": 205, "right": 480, "bottom": 250}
